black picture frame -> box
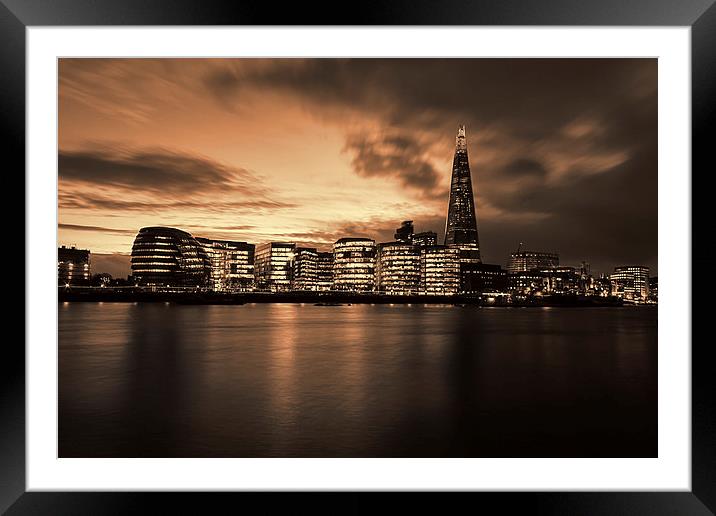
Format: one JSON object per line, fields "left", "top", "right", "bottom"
{"left": 4, "top": 1, "right": 714, "bottom": 514}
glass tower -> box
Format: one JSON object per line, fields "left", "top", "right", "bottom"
{"left": 444, "top": 125, "right": 481, "bottom": 258}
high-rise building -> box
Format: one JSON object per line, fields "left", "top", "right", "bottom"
{"left": 444, "top": 125, "right": 481, "bottom": 256}
{"left": 508, "top": 250, "right": 559, "bottom": 274}
{"left": 196, "top": 237, "right": 255, "bottom": 291}
{"left": 131, "top": 227, "right": 209, "bottom": 287}
{"left": 610, "top": 266, "right": 650, "bottom": 302}
{"left": 394, "top": 220, "right": 414, "bottom": 243}
{"left": 254, "top": 242, "right": 295, "bottom": 291}
{"left": 316, "top": 251, "right": 334, "bottom": 291}
{"left": 58, "top": 246, "right": 90, "bottom": 286}
{"left": 412, "top": 231, "right": 438, "bottom": 248}
{"left": 333, "top": 237, "right": 376, "bottom": 291}
{"left": 444, "top": 126, "right": 482, "bottom": 293}
{"left": 293, "top": 247, "right": 319, "bottom": 290}
{"left": 376, "top": 242, "right": 421, "bottom": 294}
{"left": 420, "top": 245, "right": 460, "bottom": 295}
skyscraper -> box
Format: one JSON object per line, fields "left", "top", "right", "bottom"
{"left": 444, "top": 125, "right": 482, "bottom": 293}
{"left": 444, "top": 125, "right": 480, "bottom": 256}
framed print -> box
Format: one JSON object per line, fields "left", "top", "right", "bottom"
{"left": 6, "top": 0, "right": 715, "bottom": 514}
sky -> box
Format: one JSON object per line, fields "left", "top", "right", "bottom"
{"left": 58, "top": 58, "right": 657, "bottom": 278}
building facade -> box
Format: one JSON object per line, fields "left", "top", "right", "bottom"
{"left": 196, "top": 237, "right": 255, "bottom": 291}
{"left": 333, "top": 238, "right": 376, "bottom": 291}
{"left": 254, "top": 242, "right": 295, "bottom": 291}
{"left": 394, "top": 220, "right": 414, "bottom": 243}
{"left": 58, "top": 246, "right": 90, "bottom": 286}
{"left": 610, "top": 266, "right": 650, "bottom": 301}
{"left": 412, "top": 231, "right": 438, "bottom": 247}
{"left": 293, "top": 247, "right": 319, "bottom": 290}
{"left": 130, "top": 226, "right": 209, "bottom": 288}
{"left": 316, "top": 251, "right": 334, "bottom": 291}
{"left": 375, "top": 242, "right": 421, "bottom": 294}
{"left": 507, "top": 250, "right": 559, "bottom": 274}
{"left": 420, "top": 245, "right": 460, "bottom": 295}
{"left": 461, "top": 263, "right": 508, "bottom": 293}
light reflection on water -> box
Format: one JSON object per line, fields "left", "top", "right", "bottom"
{"left": 59, "top": 303, "right": 657, "bottom": 457}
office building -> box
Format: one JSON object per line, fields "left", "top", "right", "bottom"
{"left": 461, "top": 263, "right": 508, "bottom": 293}
{"left": 444, "top": 125, "right": 481, "bottom": 265}
{"left": 376, "top": 242, "right": 421, "bottom": 294}
{"left": 394, "top": 220, "right": 414, "bottom": 243}
{"left": 333, "top": 237, "right": 376, "bottom": 291}
{"left": 131, "top": 226, "right": 209, "bottom": 287}
{"left": 508, "top": 250, "right": 560, "bottom": 274}
{"left": 412, "top": 231, "right": 438, "bottom": 247}
{"left": 420, "top": 245, "right": 460, "bottom": 295}
{"left": 316, "top": 251, "right": 334, "bottom": 291}
{"left": 254, "top": 242, "right": 295, "bottom": 291}
{"left": 610, "top": 266, "right": 650, "bottom": 301}
{"left": 196, "top": 237, "right": 255, "bottom": 291}
{"left": 293, "top": 247, "right": 319, "bottom": 290}
{"left": 649, "top": 276, "right": 658, "bottom": 303}
{"left": 58, "top": 245, "right": 90, "bottom": 286}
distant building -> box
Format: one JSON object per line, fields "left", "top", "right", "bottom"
{"left": 58, "top": 246, "right": 90, "bottom": 286}
{"left": 196, "top": 237, "right": 255, "bottom": 291}
{"left": 420, "top": 245, "right": 460, "bottom": 295}
{"left": 376, "top": 242, "right": 421, "bottom": 294}
{"left": 316, "top": 251, "right": 334, "bottom": 291}
{"left": 508, "top": 250, "right": 559, "bottom": 274}
{"left": 649, "top": 276, "right": 658, "bottom": 303}
{"left": 508, "top": 270, "right": 545, "bottom": 295}
{"left": 610, "top": 266, "right": 650, "bottom": 302}
{"left": 130, "top": 227, "right": 209, "bottom": 288}
{"left": 254, "top": 242, "right": 295, "bottom": 291}
{"left": 293, "top": 247, "right": 319, "bottom": 290}
{"left": 394, "top": 220, "right": 414, "bottom": 243}
{"left": 333, "top": 237, "right": 376, "bottom": 291}
{"left": 461, "top": 263, "right": 508, "bottom": 293}
{"left": 412, "top": 231, "right": 438, "bottom": 247}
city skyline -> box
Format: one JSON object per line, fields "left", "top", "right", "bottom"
{"left": 58, "top": 58, "right": 658, "bottom": 277}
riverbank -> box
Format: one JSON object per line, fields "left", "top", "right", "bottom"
{"left": 58, "top": 287, "right": 630, "bottom": 307}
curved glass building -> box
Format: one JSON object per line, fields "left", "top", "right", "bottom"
{"left": 131, "top": 226, "right": 210, "bottom": 287}
{"left": 333, "top": 237, "right": 376, "bottom": 291}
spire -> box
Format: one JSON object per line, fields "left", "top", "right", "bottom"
{"left": 456, "top": 125, "right": 467, "bottom": 152}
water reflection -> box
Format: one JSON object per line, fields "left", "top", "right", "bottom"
{"left": 59, "top": 304, "right": 657, "bottom": 457}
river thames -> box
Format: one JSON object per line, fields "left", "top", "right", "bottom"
{"left": 59, "top": 303, "right": 657, "bottom": 457}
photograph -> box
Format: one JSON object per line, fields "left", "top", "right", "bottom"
{"left": 57, "top": 57, "right": 658, "bottom": 458}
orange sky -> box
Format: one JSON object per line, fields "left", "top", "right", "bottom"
{"left": 58, "top": 58, "right": 658, "bottom": 277}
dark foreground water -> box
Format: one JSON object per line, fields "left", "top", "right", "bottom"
{"left": 59, "top": 303, "right": 657, "bottom": 457}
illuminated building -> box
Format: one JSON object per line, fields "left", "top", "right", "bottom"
{"left": 508, "top": 250, "right": 559, "bottom": 274}
{"left": 394, "top": 220, "right": 414, "bottom": 243}
{"left": 131, "top": 226, "right": 209, "bottom": 287}
{"left": 58, "top": 245, "right": 90, "bottom": 286}
{"left": 420, "top": 245, "right": 460, "bottom": 295}
{"left": 316, "top": 252, "right": 334, "bottom": 291}
{"left": 508, "top": 270, "right": 545, "bottom": 295}
{"left": 254, "top": 242, "right": 295, "bottom": 291}
{"left": 444, "top": 124, "right": 481, "bottom": 264}
{"left": 649, "top": 277, "right": 658, "bottom": 303}
{"left": 461, "top": 263, "right": 508, "bottom": 293}
{"left": 293, "top": 247, "right": 318, "bottom": 290}
{"left": 610, "top": 266, "right": 650, "bottom": 302}
{"left": 376, "top": 242, "right": 421, "bottom": 294}
{"left": 333, "top": 237, "right": 376, "bottom": 291}
{"left": 196, "top": 237, "right": 255, "bottom": 291}
{"left": 412, "top": 231, "right": 438, "bottom": 247}
{"left": 443, "top": 126, "right": 482, "bottom": 293}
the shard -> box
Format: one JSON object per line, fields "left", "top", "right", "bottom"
{"left": 444, "top": 125, "right": 481, "bottom": 262}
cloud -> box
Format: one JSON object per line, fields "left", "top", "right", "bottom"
{"left": 500, "top": 158, "right": 549, "bottom": 179}
{"left": 58, "top": 223, "right": 137, "bottom": 236}
{"left": 59, "top": 145, "right": 262, "bottom": 196}
{"left": 342, "top": 132, "right": 444, "bottom": 198}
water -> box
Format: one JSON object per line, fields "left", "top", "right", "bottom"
{"left": 59, "top": 303, "right": 657, "bottom": 457}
